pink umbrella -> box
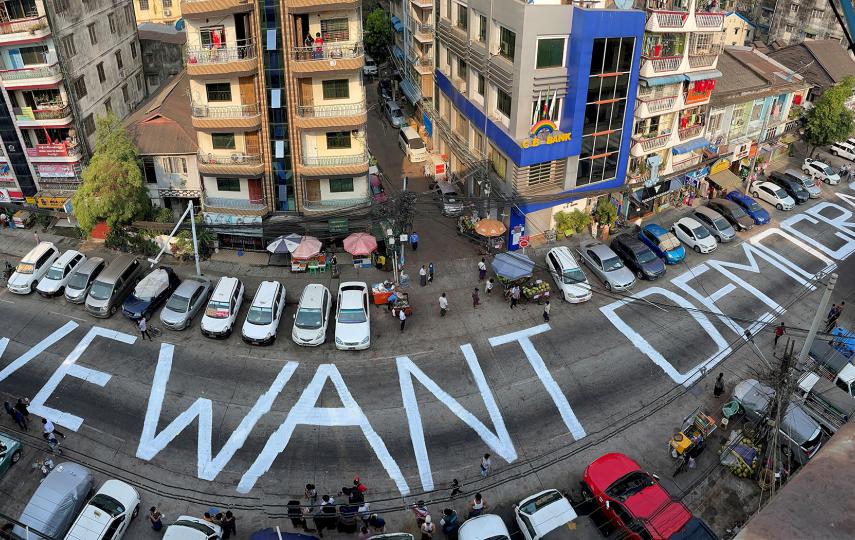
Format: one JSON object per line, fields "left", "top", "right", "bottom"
{"left": 343, "top": 232, "right": 378, "bottom": 256}
{"left": 292, "top": 236, "right": 322, "bottom": 259}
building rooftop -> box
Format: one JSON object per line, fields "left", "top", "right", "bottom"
{"left": 125, "top": 71, "right": 196, "bottom": 155}
{"left": 137, "top": 22, "right": 187, "bottom": 45}
{"left": 726, "top": 11, "right": 756, "bottom": 27}
{"left": 711, "top": 47, "right": 808, "bottom": 107}
{"left": 767, "top": 39, "right": 855, "bottom": 92}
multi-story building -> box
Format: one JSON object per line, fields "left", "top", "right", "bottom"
{"left": 768, "top": 39, "right": 855, "bottom": 105}
{"left": 132, "top": 0, "right": 181, "bottom": 26}
{"left": 723, "top": 12, "right": 754, "bottom": 46}
{"left": 0, "top": 0, "right": 145, "bottom": 206}
{"left": 432, "top": 0, "right": 646, "bottom": 247}
{"left": 390, "top": 0, "right": 435, "bottom": 109}
{"left": 749, "top": 0, "right": 845, "bottom": 46}
{"left": 624, "top": 0, "right": 725, "bottom": 216}
{"left": 138, "top": 22, "right": 186, "bottom": 93}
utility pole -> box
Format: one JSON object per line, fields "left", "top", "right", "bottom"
{"left": 797, "top": 273, "right": 837, "bottom": 366}
{"left": 189, "top": 201, "right": 202, "bottom": 277}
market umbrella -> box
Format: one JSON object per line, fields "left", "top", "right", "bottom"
{"left": 266, "top": 232, "right": 303, "bottom": 254}
{"left": 292, "top": 236, "right": 322, "bottom": 259}
{"left": 491, "top": 252, "right": 535, "bottom": 280}
{"left": 474, "top": 218, "right": 507, "bottom": 237}
{"left": 343, "top": 232, "right": 378, "bottom": 256}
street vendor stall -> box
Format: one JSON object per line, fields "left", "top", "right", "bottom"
{"left": 390, "top": 291, "right": 412, "bottom": 318}
{"left": 371, "top": 281, "right": 397, "bottom": 305}
{"left": 290, "top": 236, "right": 325, "bottom": 272}
{"left": 669, "top": 407, "right": 717, "bottom": 476}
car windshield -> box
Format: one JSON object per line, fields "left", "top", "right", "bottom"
{"left": 391, "top": 109, "right": 403, "bottom": 118}
{"left": 15, "top": 262, "right": 33, "bottom": 274}
{"left": 692, "top": 226, "right": 710, "bottom": 239}
{"left": 165, "top": 294, "right": 190, "bottom": 313}
{"left": 67, "top": 272, "right": 89, "bottom": 290}
{"left": 728, "top": 205, "right": 747, "bottom": 218}
{"left": 773, "top": 188, "right": 788, "bottom": 198}
{"left": 205, "top": 300, "right": 231, "bottom": 319}
{"left": 89, "top": 494, "right": 125, "bottom": 517}
{"left": 45, "top": 266, "right": 65, "bottom": 280}
{"left": 519, "top": 490, "right": 564, "bottom": 514}
{"left": 823, "top": 166, "right": 834, "bottom": 175}
{"left": 606, "top": 471, "right": 655, "bottom": 501}
{"left": 801, "top": 177, "right": 816, "bottom": 188}
{"left": 296, "top": 307, "right": 323, "bottom": 329}
{"left": 713, "top": 217, "right": 730, "bottom": 230}
{"left": 247, "top": 305, "right": 273, "bottom": 325}
{"left": 602, "top": 256, "right": 624, "bottom": 272}
{"left": 409, "top": 138, "right": 425, "bottom": 149}
{"left": 339, "top": 307, "right": 367, "bottom": 323}
{"left": 88, "top": 280, "right": 113, "bottom": 301}
{"left": 636, "top": 249, "right": 658, "bottom": 264}
{"left": 562, "top": 268, "right": 586, "bottom": 284}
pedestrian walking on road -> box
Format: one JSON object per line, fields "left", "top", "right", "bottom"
{"left": 413, "top": 501, "right": 430, "bottom": 527}
{"left": 6, "top": 403, "right": 26, "bottom": 431}
{"left": 46, "top": 432, "right": 61, "bottom": 454}
{"left": 825, "top": 313, "right": 840, "bottom": 334}
{"left": 774, "top": 321, "right": 786, "bottom": 347}
{"left": 478, "top": 258, "right": 487, "bottom": 281}
{"left": 428, "top": 263, "right": 434, "bottom": 284}
{"left": 305, "top": 483, "right": 318, "bottom": 506}
{"left": 15, "top": 398, "right": 29, "bottom": 417}
{"left": 485, "top": 278, "right": 494, "bottom": 295}
{"left": 479, "top": 453, "right": 491, "bottom": 477}
{"left": 439, "top": 293, "right": 448, "bottom": 317}
{"left": 440, "top": 509, "right": 459, "bottom": 537}
{"left": 713, "top": 373, "right": 725, "bottom": 398}
{"left": 149, "top": 507, "right": 164, "bottom": 531}
{"left": 827, "top": 303, "right": 839, "bottom": 323}
{"left": 543, "top": 300, "right": 551, "bottom": 323}
{"left": 410, "top": 231, "right": 419, "bottom": 251}
{"left": 138, "top": 317, "right": 153, "bottom": 341}
{"left": 33, "top": 232, "right": 39, "bottom": 245}
{"left": 42, "top": 418, "right": 65, "bottom": 439}
{"left": 449, "top": 478, "right": 462, "bottom": 498}
{"left": 419, "top": 265, "right": 427, "bottom": 286}
{"left": 468, "top": 493, "right": 489, "bottom": 518}
{"left": 510, "top": 286, "right": 520, "bottom": 309}
{"left": 472, "top": 287, "right": 480, "bottom": 309}
{"left": 0, "top": 213, "right": 6, "bottom": 230}
{"left": 421, "top": 515, "right": 435, "bottom": 540}
{"left": 221, "top": 511, "right": 237, "bottom": 539}
{"left": 399, "top": 308, "right": 407, "bottom": 332}
{"left": 368, "top": 514, "right": 386, "bottom": 534}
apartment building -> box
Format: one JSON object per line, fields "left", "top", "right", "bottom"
{"left": 390, "top": 0, "right": 435, "bottom": 108}
{"left": 723, "top": 11, "right": 753, "bottom": 46}
{"left": 0, "top": 0, "right": 145, "bottom": 206}
{"left": 625, "top": 0, "right": 725, "bottom": 216}
{"left": 749, "top": 0, "right": 846, "bottom": 46}
{"left": 133, "top": 0, "right": 181, "bottom": 25}
{"left": 433, "top": 0, "right": 645, "bottom": 248}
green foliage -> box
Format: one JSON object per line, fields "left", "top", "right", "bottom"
{"left": 364, "top": 8, "right": 392, "bottom": 62}
{"left": 804, "top": 77, "right": 855, "bottom": 156}
{"left": 72, "top": 113, "right": 151, "bottom": 235}
{"left": 33, "top": 212, "right": 53, "bottom": 230}
{"left": 104, "top": 226, "right": 158, "bottom": 255}
{"left": 173, "top": 218, "right": 215, "bottom": 261}
{"left": 593, "top": 199, "right": 618, "bottom": 227}
{"left": 553, "top": 209, "right": 592, "bottom": 237}
{"left": 152, "top": 207, "right": 174, "bottom": 223}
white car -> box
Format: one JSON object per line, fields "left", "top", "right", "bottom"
{"left": 514, "top": 489, "right": 578, "bottom": 540}
{"left": 241, "top": 280, "right": 286, "bottom": 345}
{"left": 64, "top": 479, "right": 140, "bottom": 540}
{"left": 7, "top": 241, "right": 59, "bottom": 294}
{"left": 163, "top": 515, "right": 222, "bottom": 540}
{"left": 36, "top": 250, "right": 86, "bottom": 297}
{"left": 545, "top": 247, "right": 591, "bottom": 303}
{"left": 363, "top": 54, "right": 379, "bottom": 77}
{"left": 335, "top": 282, "right": 371, "bottom": 350}
{"left": 200, "top": 276, "right": 245, "bottom": 338}
{"left": 292, "top": 283, "right": 332, "bottom": 346}
{"left": 671, "top": 217, "right": 718, "bottom": 254}
{"left": 802, "top": 158, "right": 841, "bottom": 185}
{"left": 458, "top": 514, "right": 511, "bottom": 540}
{"left": 752, "top": 180, "right": 794, "bottom": 210}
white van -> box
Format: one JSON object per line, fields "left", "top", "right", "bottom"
{"left": 830, "top": 140, "right": 855, "bottom": 161}
{"left": 7, "top": 241, "right": 59, "bottom": 294}
{"left": 399, "top": 126, "right": 428, "bottom": 163}
{"left": 200, "top": 276, "right": 245, "bottom": 338}
{"left": 37, "top": 250, "right": 86, "bottom": 297}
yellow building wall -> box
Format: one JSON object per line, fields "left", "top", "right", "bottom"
{"left": 133, "top": 0, "right": 181, "bottom": 25}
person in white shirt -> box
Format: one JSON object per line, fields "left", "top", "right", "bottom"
{"left": 438, "top": 293, "right": 448, "bottom": 317}
{"left": 41, "top": 418, "right": 66, "bottom": 439}
{"left": 399, "top": 308, "right": 407, "bottom": 332}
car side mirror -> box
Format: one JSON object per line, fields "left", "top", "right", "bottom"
{"left": 652, "top": 473, "right": 660, "bottom": 482}
{"left": 605, "top": 501, "right": 610, "bottom": 510}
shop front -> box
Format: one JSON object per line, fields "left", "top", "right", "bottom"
{"left": 202, "top": 212, "right": 264, "bottom": 251}
{"left": 628, "top": 177, "right": 684, "bottom": 217}
{"left": 708, "top": 158, "right": 743, "bottom": 197}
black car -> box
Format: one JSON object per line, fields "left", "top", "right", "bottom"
{"left": 378, "top": 79, "right": 393, "bottom": 102}
{"left": 610, "top": 234, "right": 666, "bottom": 280}
{"left": 121, "top": 266, "right": 181, "bottom": 320}
{"left": 707, "top": 198, "right": 754, "bottom": 231}
{"left": 769, "top": 172, "right": 810, "bottom": 204}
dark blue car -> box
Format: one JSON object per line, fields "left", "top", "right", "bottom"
{"left": 122, "top": 266, "right": 180, "bottom": 320}
{"left": 638, "top": 224, "right": 685, "bottom": 265}
{"left": 726, "top": 191, "right": 770, "bottom": 225}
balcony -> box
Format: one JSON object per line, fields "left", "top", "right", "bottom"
{"left": 0, "top": 15, "right": 50, "bottom": 45}
{"left": 180, "top": 0, "right": 253, "bottom": 16}
{"left": 411, "top": 0, "right": 433, "bottom": 8}
{"left": 678, "top": 124, "right": 704, "bottom": 140}
{"left": 303, "top": 195, "right": 371, "bottom": 213}
{"left": 190, "top": 103, "right": 262, "bottom": 129}
{"left": 27, "top": 142, "right": 82, "bottom": 161}
{"left": 632, "top": 132, "right": 672, "bottom": 155}
{"left": 300, "top": 152, "right": 369, "bottom": 176}
{"left": 642, "top": 55, "right": 683, "bottom": 73}
{"left": 197, "top": 151, "right": 264, "bottom": 176}
{"left": 0, "top": 63, "right": 62, "bottom": 89}
{"left": 636, "top": 94, "right": 679, "bottom": 117}
{"left": 688, "top": 42, "right": 721, "bottom": 69}
{"left": 694, "top": 12, "right": 725, "bottom": 28}
{"left": 186, "top": 43, "right": 257, "bottom": 77}
{"left": 289, "top": 42, "right": 364, "bottom": 73}
{"left": 286, "top": 0, "right": 361, "bottom": 11}
{"left": 294, "top": 101, "right": 367, "bottom": 129}
{"left": 413, "top": 24, "right": 434, "bottom": 42}
{"left": 650, "top": 11, "right": 689, "bottom": 29}
{"left": 203, "top": 196, "right": 268, "bottom": 216}
{"left": 670, "top": 153, "right": 701, "bottom": 172}
{"left": 14, "top": 104, "right": 73, "bottom": 127}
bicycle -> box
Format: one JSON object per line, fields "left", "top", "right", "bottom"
{"left": 148, "top": 326, "right": 162, "bottom": 338}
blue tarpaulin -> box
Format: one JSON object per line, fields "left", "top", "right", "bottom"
{"left": 640, "top": 74, "right": 685, "bottom": 86}
{"left": 685, "top": 69, "right": 722, "bottom": 81}
{"left": 672, "top": 137, "right": 710, "bottom": 154}
{"left": 391, "top": 16, "right": 403, "bottom": 32}
{"left": 393, "top": 45, "right": 404, "bottom": 62}
{"left": 491, "top": 252, "right": 535, "bottom": 280}
{"left": 399, "top": 79, "right": 421, "bottom": 104}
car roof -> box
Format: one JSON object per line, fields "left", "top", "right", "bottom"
{"left": 676, "top": 216, "right": 702, "bottom": 228}
{"left": 251, "top": 281, "right": 282, "bottom": 307}
{"left": 212, "top": 277, "right": 240, "bottom": 301}
{"left": 643, "top": 223, "right": 668, "bottom": 236}
{"left": 52, "top": 250, "right": 82, "bottom": 267}
{"left": 586, "top": 242, "right": 618, "bottom": 259}
{"left": 757, "top": 181, "right": 782, "bottom": 189}
{"left": 300, "top": 283, "right": 329, "bottom": 308}
{"left": 0, "top": 431, "right": 20, "bottom": 448}
{"left": 585, "top": 452, "right": 642, "bottom": 491}
{"left": 613, "top": 234, "right": 648, "bottom": 252}
{"left": 547, "top": 247, "right": 581, "bottom": 269}
{"left": 694, "top": 206, "right": 722, "bottom": 219}
{"left": 709, "top": 198, "right": 738, "bottom": 209}
{"left": 340, "top": 289, "right": 365, "bottom": 310}
{"left": 164, "top": 516, "right": 221, "bottom": 539}
{"left": 728, "top": 191, "right": 751, "bottom": 203}
{"left": 783, "top": 169, "right": 810, "bottom": 181}
{"left": 21, "top": 241, "right": 57, "bottom": 263}
{"left": 458, "top": 514, "right": 509, "bottom": 539}
{"left": 73, "top": 256, "right": 105, "bottom": 274}
{"left": 517, "top": 490, "right": 578, "bottom": 536}
{"left": 175, "top": 277, "right": 209, "bottom": 296}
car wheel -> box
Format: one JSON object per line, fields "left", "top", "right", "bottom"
{"left": 636, "top": 270, "right": 644, "bottom": 279}
{"left": 580, "top": 483, "right": 594, "bottom": 501}
{"left": 132, "top": 504, "right": 139, "bottom": 520}
{"left": 776, "top": 203, "right": 783, "bottom": 210}
{"left": 752, "top": 192, "right": 760, "bottom": 198}
{"left": 10, "top": 449, "right": 20, "bottom": 464}
{"left": 715, "top": 235, "right": 721, "bottom": 242}
{"left": 110, "top": 305, "right": 117, "bottom": 315}
{"left": 225, "top": 328, "right": 232, "bottom": 338}
{"left": 605, "top": 281, "right": 612, "bottom": 291}
{"left": 694, "top": 245, "right": 701, "bottom": 253}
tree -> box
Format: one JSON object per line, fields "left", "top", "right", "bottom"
{"left": 804, "top": 76, "right": 855, "bottom": 156}
{"left": 364, "top": 8, "right": 392, "bottom": 63}
{"left": 72, "top": 113, "right": 151, "bottom": 234}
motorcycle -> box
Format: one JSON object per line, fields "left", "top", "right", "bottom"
{"left": 1, "top": 261, "right": 13, "bottom": 283}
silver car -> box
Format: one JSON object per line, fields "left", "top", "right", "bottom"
{"left": 13, "top": 462, "right": 94, "bottom": 539}
{"left": 693, "top": 206, "right": 736, "bottom": 243}
{"left": 783, "top": 169, "right": 821, "bottom": 199}
{"left": 576, "top": 240, "right": 636, "bottom": 291}
{"left": 383, "top": 99, "right": 405, "bottom": 128}
{"left": 160, "top": 276, "right": 213, "bottom": 330}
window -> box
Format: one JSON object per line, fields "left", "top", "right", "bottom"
{"left": 499, "top": 26, "right": 516, "bottom": 61}
{"left": 121, "top": 84, "right": 129, "bottom": 103}
{"left": 477, "top": 73, "right": 485, "bottom": 97}
{"left": 785, "top": 24, "right": 794, "bottom": 33}
{"left": 456, "top": 3, "right": 468, "bottom": 30}
{"left": 163, "top": 156, "right": 188, "bottom": 174}
{"left": 212, "top": 133, "right": 236, "bottom": 149}
{"left": 131, "top": 40, "right": 137, "bottom": 60}
{"left": 811, "top": 8, "right": 823, "bottom": 19}
{"left": 88, "top": 23, "right": 98, "bottom": 45}
{"left": 216, "top": 178, "right": 241, "bottom": 192}
{"left": 142, "top": 157, "right": 157, "bottom": 183}
{"left": 536, "top": 37, "right": 565, "bottom": 69}
{"left": 115, "top": 50, "right": 123, "bottom": 70}
{"left": 124, "top": 4, "right": 133, "bottom": 24}
{"left": 457, "top": 58, "right": 468, "bottom": 80}
{"left": 478, "top": 14, "right": 487, "bottom": 42}
{"left": 329, "top": 178, "right": 354, "bottom": 192}
{"left": 54, "top": 0, "right": 68, "bottom": 13}
{"left": 108, "top": 13, "right": 116, "bottom": 33}
{"left": 96, "top": 62, "right": 105, "bottom": 83}
{"left": 19, "top": 46, "right": 48, "bottom": 66}
{"left": 104, "top": 97, "right": 112, "bottom": 113}
{"left": 139, "top": 0, "right": 149, "bottom": 8}
{"left": 750, "top": 100, "right": 763, "bottom": 121}
{"left": 789, "top": 3, "right": 798, "bottom": 13}
{"left": 326, "top": 131, "right": 352, "bottom": 149}
{"left": 136, "top": 73, "right": 144, "bottom": 91}
{"left": 74, "top": 76, "right": 87, "bottom": 99}
{"left": 489, "top": 144, "right": 507, "bottom": 178}
{"left": 206, "top": 82, "right": 232, "bottom": 102}
{"left": 497, "top": 88, "right": 511, "bottom": 117}
{"left": 61, "top": 35, "right": 76, "bottom": 58}
{"left": 320, "top": 18, "right": 349, "bottom": 42}
{"left": 445, "top": 0, "right": 451, "bottom": 19}
{"left": 83, "top": 114, "right": 95, "bottom": 135}
{"left": 733, "top": 27, "right": 739, "bottom": 35}
{"left": 322, "top": 79, "right": 349, "bottom": 99}
{"left": 200, "top": 26, "right": 225, "bottom": 48}
{"left": 708, "top": 112, "right": 722, "bottom": 132}
{"left": 163, "top": 0, "right": 172, "bottom": 6}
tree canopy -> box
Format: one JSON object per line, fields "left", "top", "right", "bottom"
{"left": 804, "top": 76, "right": 855, "bottom": 155}
{"left": 364, "top": 8, "right": 392, "bottom": 62}
{"left": 72, "top": 113, "right": 151, "bottom": 234}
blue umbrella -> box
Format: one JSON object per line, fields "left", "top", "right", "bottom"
{"left": 491, "top": 252, "right": 535, "bottom": 280}
{"left": 251, "top": 528, "right": 320, "bottom": 540}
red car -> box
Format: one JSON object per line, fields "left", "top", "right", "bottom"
{"left": 581, "top": 453, "right": 717, "bottom": 540}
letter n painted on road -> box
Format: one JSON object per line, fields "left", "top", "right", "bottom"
{"left": 237, "top": 364, "right": 409, "bottom": 495}
{"left": 397, "top": 347, "right": 518, "bottom": 491}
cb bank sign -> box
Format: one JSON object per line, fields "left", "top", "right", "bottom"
{"left": 520, "top": 120, "right": 571, "bottom": 149}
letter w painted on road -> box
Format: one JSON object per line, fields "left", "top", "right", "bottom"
{"left": 136, "top": 344, "right": 298, "bottom": 481}
{"left": 397, "top": 346, "right": 518, "bottom": 491}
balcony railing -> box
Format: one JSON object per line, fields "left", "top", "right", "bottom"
{"left": 204, "top": 196, "right": 267, "bottom": 211}
{"left": 0, "top": 63, "right": 61, "bottom": 81}
{"left": 695, "top": 12, "right": 725, "bottom": 27}
{"left": 784, "top": 119, "right": 801, "bottom": 133}
{"left": 643, "top": 55, "right": 683, "bottom": 72}
{"left": 417, "top": 23, "right": 434, "bottom": 33}
{"left": 652, "top": 11, "right": 688, "bottom": 28}
{"left": 15, "top": 104, "right": 71, "bottom": 120}
{"left": 678, "top": 124, "right": 704, "bottom": 140}
{"left": 688, "top": 54, "right": 717, "bottom": 69}
{"left": 302, "top": 153, "right": 368, "bottom": 166}
{"left": 186, "top": 43, "right": 256, "bottom": 65}
{"left": 290, "top": 42, "right": 363, "bottom": 61}
{"left": 197, "top": 152, "right": 262, "bottom": 165}
{"left": 633, "top": 132, "right": 671, "bottom": 152}
{"left": 27, "top": 142, "right": 82, "bottom": 159}
{"left": 671, "top": 154, "right": 701, "bottom": 172}
{"left": 191, "top": 103, "right": 260, "bottom": 118}
{"left": 296, "top": 101, "right": 366, "bottom": 118}
{"left": 303, "top": 195, "right": 371, "bottom": 210}
{"left": 0, "top": 15, "right": 47, "bottom": 36}
{"left": 639, "top": 95, "right": 678, "bottom": 114}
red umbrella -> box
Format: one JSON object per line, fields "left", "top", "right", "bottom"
{"left": 292, "top": 236, "right": 322, "bottom": 259}
{"left": 343, "top": 232, "right": 378, "bottom": 256}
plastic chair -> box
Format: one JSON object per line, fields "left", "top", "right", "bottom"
{"left": 307, "top": 261, "right": 319, "bottom": 274}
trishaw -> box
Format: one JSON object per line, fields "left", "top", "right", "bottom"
{"left": 668, "top": 407, "right": 717, "bottom": 476}
{"left": 391, "top": 291, "right": 413, "bottom": 318}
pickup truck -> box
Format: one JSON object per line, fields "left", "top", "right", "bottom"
{"left": 795, "top": 372, "right": 855, "bottom": 434}
{"left": 806, "top": 340, "right": 855, "bottom": 399}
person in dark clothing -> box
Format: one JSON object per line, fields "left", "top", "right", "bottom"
{"left": 221, "top": 511, "right": 237, "bottom": 539}
{"left": 449, "top": 478, "right": 462, "bottom": 498}
{"left": 713, "top": 373, "right": 724, "bottom": 398}
{"left": 288, "top": 500, "right": 312, "bottom": 531}
{"left": 15, "top": 398, "right": 29, "bottom": 417}
{"left": 338, "top": 505, "right": 359, "bottom": 533}
{"left": 441, "top": 508, "right": 459, "bottom": 538}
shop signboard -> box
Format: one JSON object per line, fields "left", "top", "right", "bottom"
{"left": 27, "top": 143, "right": 70, "bottom": 157}
{"left": 329, "top": 217, "right": 348, "bottom": 234}
{"left": 37, "top": 163, "right": 77, "bottom": 178}
{"left": 710, "top": 158, "right": 730, "bottom": 175}
{"left": 36, "top": 195, "right": 69, "bottom": 209}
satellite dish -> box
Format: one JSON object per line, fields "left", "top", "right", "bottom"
{"left": 614, "top": 0, "right": 633, "bottom": 8}
{"left": 174, "top": 18, "right": 185, "bottom": 31}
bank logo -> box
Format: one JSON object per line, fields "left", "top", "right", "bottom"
{"left": 530, "top": 119, "right": 557, "bottom": 137}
